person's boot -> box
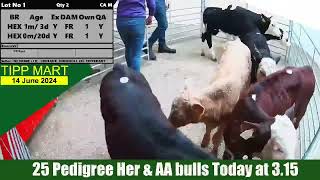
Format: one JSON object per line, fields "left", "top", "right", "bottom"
{"left": 143, "top": 44, "right": 157, "bottom": 60}
{"left": 158, "top": 44, "right": 176, "bottom": 53}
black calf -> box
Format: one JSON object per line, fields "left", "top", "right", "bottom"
{"left": 100, "top": 63, "right": 216, "bottom": 160}
{"left": 201, "top": 6, "right": 282, "bottom": 49}
{"left": 240, "top": 29, "right": 275, "bottom": 83}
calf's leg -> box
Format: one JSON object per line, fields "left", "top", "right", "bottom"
{"left": 211, "top": 123, "right": 226, "bottom": 157}
{"left": 200, "top": 21, "right": 206, "bottom": 56}
{"left": 201, "top": 124, "right": 214, "bottom": 148}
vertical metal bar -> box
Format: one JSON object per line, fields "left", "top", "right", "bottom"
{"left": 284, "top": 20, "right": 293, "bottom": 64}
{"left": 200, "top": 0, "right": 205, "bottom": 37}
{"left": 299, "top": 129, "right": 303, "bottom": 158}
{"left": 169, "top": 0, "right": 172, "bottom": 24}
{"left": 312, "top": 48, "right": 316, "bottom": 67}
{"left": 297, "top": 24, "right": 302, "bottom": 44}
{"left": 311, "top": 97, "right": 319, "bottom": 136}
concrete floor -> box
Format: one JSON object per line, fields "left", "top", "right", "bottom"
{"left": 28, "top": 38, "right": 219, "bottom": 159}
{"left": 27, "top": 37, "right": 320, "bottom": 159}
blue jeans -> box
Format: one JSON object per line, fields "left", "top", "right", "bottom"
{"left": 148, "top": 0, "right": 168, "bottom": 47}
{"left": 117, "top": 18, "right": 145, "bottom": 72}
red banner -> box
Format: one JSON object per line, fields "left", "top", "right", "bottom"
{"left": 0, "top": 98, "right": 58, "bottom": 160}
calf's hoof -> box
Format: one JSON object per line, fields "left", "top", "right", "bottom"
{"left": 201, "top": 52, "right": 205, "bottom": 56}
{"left": 201, "top": 138, "right": 210, "bottom": 148}
{"left": 211, "top": 148, "right": 218, "bottom": 156}
{"left": 201, "top": 143, "right": 208, "bottom": 148}
{"left": 223, "top": 151, "right": 232, "bottom": 160}
{"left": 211, "top": 58, "right": 217, "bottom": 62}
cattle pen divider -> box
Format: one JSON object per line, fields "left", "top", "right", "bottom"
{"left": 84, "top": 0, "right": 320, "bottom": 159}
{"left": 286, "top": 22, "right": 320, "bottom": 159}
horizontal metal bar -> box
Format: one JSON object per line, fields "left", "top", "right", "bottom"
{"left": 82, "top": 62, "right": 126, "bottom": 81}
{"left": 167, "top": 34, "right": 198, "bottom": 43}
{"left": 146, "top": 22, "right": 200, "bottom": 30}
{"left": 175, "top": 17, "right": 201, "bottom": 22}
{"left": 167, "top": 28, "right": 200, "bottom": 36}
{"left": 170, "top": 12, "right": 200, "bottom": 18}
{"left": 114, "top": 55, "right": 125, "bottom": 61}
{"left": 169, "top": 23, "right": 201, "bottom": 28}
{"left": 114, "top": 47, "right": 125, "bottom": 52}
{"left": 268, "top": 43, "right": 286, "bottom": 51}
{"left": 114, "top": 41, "right": 124, "bottom": 45}
{"left": 168, "top": 7, "right": 201, "bottom": 12}
{"left": 91, "top": 64, "right": 102, "bottom": 69}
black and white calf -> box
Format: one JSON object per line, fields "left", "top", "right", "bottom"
{"left": 240, "top": 29, "right": 280, "bottom": 83}
{"left": 200, "top": 5, "right": 289, "bottom": 61}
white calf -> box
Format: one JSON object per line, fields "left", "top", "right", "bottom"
{"left": 261, "top": 115, "right": 297, "bottom": 159}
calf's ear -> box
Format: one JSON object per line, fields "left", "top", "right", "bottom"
{"left": 275, "top": 56, "right": 281, "bottom": 64}
{"left": 271, "top": 140, "right": 281, "bottom": 151}
{"left": 191, "top": 102, "right": 205, "bottom": 121}
{"left": 261, "top": 14, "right": 267, "bottom": 23}
{"left": 241, "top": 121, "right": 261, "bottom": 133}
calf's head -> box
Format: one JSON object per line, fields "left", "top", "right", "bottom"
{"left": 261, "top": 14, "right": 288, "bottom": 44}
{"left": 169, "top": 87, "right": 205, "bottom": 128}
{"left": 256, "top": 57, "right": 278, "bottom": 81}
{"left": 261, "top": 115, "right": 297, "bottom": 159}
{"left": 242, "top": 114, "right": 297, "bottom": 159}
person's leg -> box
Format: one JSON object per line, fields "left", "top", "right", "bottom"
{"left": 156, "top": 0, "right": 176, "bottom": 53}
{"left": 143, "top": 7, "right": 162, "bottom": 61}
{"left": 127, "top": 18, "right": 146, "bottom": 72}
{"left": 117, "top": 18, "right": 132, "bottom": 67}
{"left": 156, "top": 0, "right": 168, "bottom": 47}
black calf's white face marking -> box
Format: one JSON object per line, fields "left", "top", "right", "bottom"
{"left": 261, "top": 14, "right": 284, "bottom": 40}
{"left": 265, "top": 21, "right": 283, "bottom": 38}
{"left": 286, "top": 69, "right": 293, "bottom": 75}
{"left": 120, "top": 77, "right": 129, "bottom": 83}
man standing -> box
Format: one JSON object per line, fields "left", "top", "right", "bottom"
{"left": 144, "top": 0, "right": 176, "bottom": 60}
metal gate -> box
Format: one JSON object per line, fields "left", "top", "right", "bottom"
{"left": 285, "top": 22, "right": 320, "bottom": 159}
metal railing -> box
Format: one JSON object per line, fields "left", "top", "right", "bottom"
{"left": 285, "top": 22, "right": 320, "bottom": 159}
{"left": 84, "top": 1, "right": 202, "bottom": 80}
{"left": 82, "top": 7, "right": 150, "bottom": 81}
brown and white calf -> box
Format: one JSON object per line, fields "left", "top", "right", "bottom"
{"left": 223, "top": 66, "right": 315, "bottom": 159}
{"left": 168, "top": 38, "right": 252, "bottom": 157}
{"left": 260, "top": 113, "right": 298, "bottom": 159}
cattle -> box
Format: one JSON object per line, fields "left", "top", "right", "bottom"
{"left": 168, "top": 38, "right": 251, "bottom": 158}
{"left": 239, "top": 29, "right": 280, "bottom": 83}
{"left": 223, "top": 66, "right": 315, "bottom": 159}
{"left": 260, "top": 113, "right": 298, "bottom": 159}
{"left": 100, "top": 63, "right": 215, "bottom": 159}
{"left": 201, "top": 6, "right": 288, "bottom": 59}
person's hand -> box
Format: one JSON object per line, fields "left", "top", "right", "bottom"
{"left": 146, "top": 16, "right": 153, "bottom": 25}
